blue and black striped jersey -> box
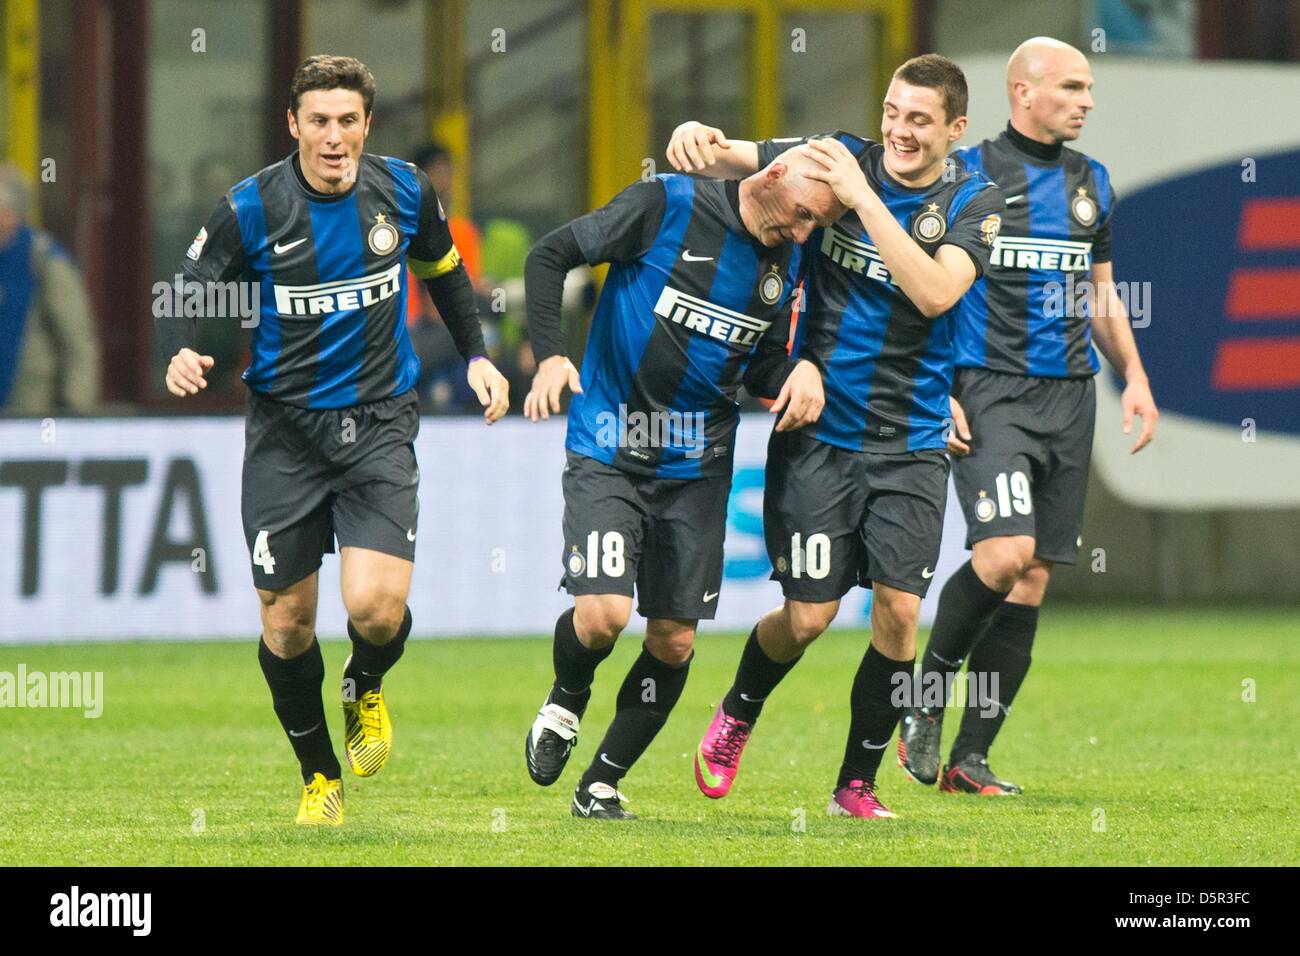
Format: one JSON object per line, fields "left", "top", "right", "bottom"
{"left": 758, "top": 131, "right": 1004, "bottom": 453}
{"left": 563, "top": 174, "right": 805, "bottom": 479}
{"left": 950, "top": 126, "right": 1115, "bottom": 378}
{"left": 174, "top": 152, "right": 468, "bottom": 408}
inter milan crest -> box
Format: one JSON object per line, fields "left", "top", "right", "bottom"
{"left": 759, "top": 264, "right": 783, "bottom": 305}
{"left": 912, "top": 203, "right": 947, "bottom": 242}
{"left": 368, "top": 212, "right": 400, "bottom": 256}
{"left": 1070, "top": 187, "right": 1097, "bottom": 227}
{"left": 567, "top": 546, "right": 586, "bottom": 577}
{"left": 975, "top": 490, "right": 997, "bottom": 523}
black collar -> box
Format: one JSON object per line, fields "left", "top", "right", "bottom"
{"left": 723, "top": 179, "right": 761, "bottom": 244}
{"left": 290, "top": 152, "right": 358, "bottom": 201}
{"left": 1004, "top": 122, "right": 1062, "bottom": 163}
{"left": 724, "top": 178, "right": 743, "bottom": 221}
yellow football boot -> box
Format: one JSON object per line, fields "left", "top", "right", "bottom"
{"left": 342, "top": 656, "right": 393, "bottom": 777}
{"left": 295, "top": 773, "right": 344, "bottom": 826}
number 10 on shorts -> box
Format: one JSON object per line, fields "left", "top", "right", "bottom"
{"left": 790, "top": 531, "right": 830, "bottom": 579}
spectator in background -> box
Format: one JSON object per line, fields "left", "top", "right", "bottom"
{"left": 407, "top": 142, "right": 541, "bottom": 414}
{"left": 407, "top": 141, "right": 487, "bottom": 412}
{"left": 0, "top": 163, "right": 100, "bottom": 414}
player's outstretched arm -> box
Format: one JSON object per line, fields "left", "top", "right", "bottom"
{"left": 802, "top": 137, "right": 981, "bottom": 317}
{"left": 666, "top": 121, "right": 760, "bottom": 178}
{"left": 164, "top": 348, "right": 216, "bottom": 397}
{"left": 1089, "top": 260, "right": 1158, "bottom": 454}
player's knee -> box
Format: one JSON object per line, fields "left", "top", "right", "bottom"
{"left": 344, "top": 588, "right": 407, "bottom": 643}
{"left": 259, "top": 593, "right": 315, "bottom": 654}
{"left": 872, "top": 588, "right": 920, "bottom": 641}
{"left": 974, "top": 537, "right": 1036, "bottom": 591}
{"left": 259, "top": 587, "right": 312, "bottom": 624}
{"left": 645, "top": 620, "right": 696, "bottom": 665}
{"left": 574, "top": 598, "right": 630, "bottom": 647}
{"left": 1013, "top": 563, "right": 1052, "bottom": 605}
{"left": 785, "top": 600, "right": 837, "bottom": 646}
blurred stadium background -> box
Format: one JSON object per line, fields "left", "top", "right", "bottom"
{"left": 1, "top": 0, "right": 1298, "bottom": 643}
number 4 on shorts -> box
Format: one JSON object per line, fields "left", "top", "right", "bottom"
{"left": 254, "top": 529, "right": 276, "bottom": 574}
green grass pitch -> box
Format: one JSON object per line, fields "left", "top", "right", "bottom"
{"left": 2, "top": 607, "right": 1295, "bottom": 866}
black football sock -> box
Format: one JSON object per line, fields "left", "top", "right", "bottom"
{"left": 950, "top": 601, "right": 1038, "bottom": 764}
{"left": 551, "top": 606, "right": 614, "bottom": 716}
{"left": 258, "top": 637, "right": 341, "bottom": 783}
{"left": 837, "top": 644, "right": 914, "bottom": 789}
{"left": 723, "top": 625, "right": 802, "bottom": 723}
{"left": 580, "top": 645, "right": 692, "bottom": 790}
{"left": 345, "top": 605, "right": 412, "bottom": 698}
{"left": 918, "top": 561, "right": 1009, "bottom": 715}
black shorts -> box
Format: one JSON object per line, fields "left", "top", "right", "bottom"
{"left": 763, "top": 428, "right": 950, "bottom": 601}
{"left": 241, "top": 389, "right": 420, "bottom": 590}
{"left": 951, "top": 367, "right": 1096, "bottom": 565}
{"left": 560, "top": 451, "right": 731, "bottom": 621}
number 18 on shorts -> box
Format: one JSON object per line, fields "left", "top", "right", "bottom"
{"left": 558, "top": 451, "right": 730, "bottom": 620}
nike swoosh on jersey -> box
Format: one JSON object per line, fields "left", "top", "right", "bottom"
{"left": 1003, "top": 194, "right": 1026, "bottom": 205}
{"left": 273, "top": 237, "right": 309, "bottom": 254}
{"left": 703, "top": 591, "right": 719, "bottom": 602}
{"left": 681, "top": 250, "right": 713, "bottom": 262}
{"left": 921, "top": 567, "right": 935, "bottom": 579}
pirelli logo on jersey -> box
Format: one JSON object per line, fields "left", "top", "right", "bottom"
{"left": 990, "top": 236, "right": 1092, "bottom": 272}
{"left": 821, "top": 225, "right": 893, "bottom": 285}
{"left": 272, "top": 263, "right": 403, "bottom": 316}
{"left": 653, "top": 286, "right": 772, "bottom": 347}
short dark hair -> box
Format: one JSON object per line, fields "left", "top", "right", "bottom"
{"left": 892, "top": 53, "right": 968, "bottom": 123}
{"left": 290, "top": 55, "right": 376, "bottom": 115}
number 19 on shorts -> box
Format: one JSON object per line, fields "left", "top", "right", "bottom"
{"left": 790, "top": 531, "right": 830, "bottom": 579}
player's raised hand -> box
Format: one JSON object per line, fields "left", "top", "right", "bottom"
{"left": 1121, "top": 377, "right": 1158, "bottom": 454}
{"left": 667, "top": 121, "right": 731, "bottom": 173}
{"left": 524, "top": 355, "right": 583, "bottom": 422}
{"left": 947, "top": 395, "right": 972, "bottom": 456}
{"left": 467, "top": 357, "right": 510, "bottom": 425}
{"left": 772, "top": 359, "right": 825, "bottom": 432}
{"left": 801, "top": 138, "right": 871, "bottom": 210}
{"left": 165, "top": 348, "right": 216, "bottom": 397}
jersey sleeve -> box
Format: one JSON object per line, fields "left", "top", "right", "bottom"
{"left": 407, "top": 166, "right": 461, "bottom": 279}
{"left": 756, "top": 135, "right": 812, "bottom": 169}
{"left": 569, "top": 179, "right": 667, "bottom": 265}
{"left": 758, "top": 130, "right": 866, "bottom": 169}
{"left": 181, "top": 197, "right": 246, "bottom": 284}
{"left": 1091, "top": 185, "right": 1116, "bottom": 264}
{"left": 940, "top": 184, "right": 1005, "bottom": 279}
{"left": 160, "top": 197, "right": 246, "bottom": 359}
